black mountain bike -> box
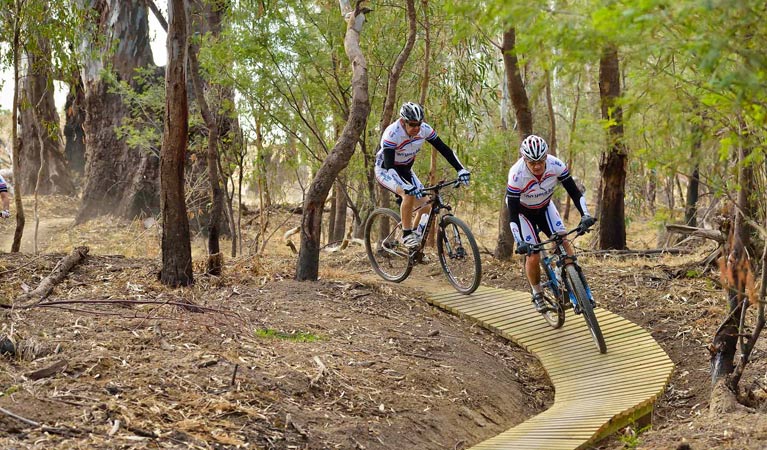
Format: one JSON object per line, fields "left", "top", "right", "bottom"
{"left": 364, "top": 179, "right": 481, "bottom": 294}
{"left": 526, "top": 224, "right": 606, "bottom": 353}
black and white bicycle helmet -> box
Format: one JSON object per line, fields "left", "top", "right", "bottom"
{"left": 399, "top": 102, "right": 425, "bottom": 122}
{"left": 520, "top": 134, "right": 548, "bottom": 161}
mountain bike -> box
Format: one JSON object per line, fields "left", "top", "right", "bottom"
{"left": 526, "top": 224, "right": 606, "bottom": 353}
{"left": 364, "top": 179, "right": 481, "bottom": 294}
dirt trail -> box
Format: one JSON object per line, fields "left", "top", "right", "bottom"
{"left": 0, "top": 216, "right": 74, "bottom": 253}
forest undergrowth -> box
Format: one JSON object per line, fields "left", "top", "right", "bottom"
{"left": 1, "top": 197, "right": 767, "bottom": 449}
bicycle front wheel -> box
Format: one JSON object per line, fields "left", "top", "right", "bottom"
{"left": 539, "top": 260, "right": 565, "bottom": 329}
{"left": 565, "top": 264, "right": 606, "bottom": 353}
{"left": 364, "top": 208, "right": 413, "bottom": 282}
{"left": 437, "top": 215, "right": 481, "bottom": 294}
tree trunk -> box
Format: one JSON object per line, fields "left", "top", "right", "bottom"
{"left": 377, "top": 0, "right": 416, "bottom": 133}
{"left": 495, "top": 27, "right": 532, "bottom": 261}
{"left": 63, "top": 72, "right": 86, "bottom": 176}
{"left": 76, "top": 0, "right": 160, "bottom": 224}
{"left": 597, "top": 45, "right": 627, "bottom": 250}
{"left": 684, "top": 120, "right": 703, "bottom": 226}
{"left": 189, "top": 45, "right": 223, "bottom": 275}
{"left": 647, "top": 168, "right": 657, "bottom": 214}
{"left": 295, "top": 3, "right": 370, "bottom": 281}
{"left": 418, "top": 0, "right": 430, "bottom": 107}
{"left": 159, "top": 0, "right": 193, "bottom": 287}
{"left": 19, "top": 38, "right": 75, "bottom": 196}
{"left": 711, "top": 126, "right": 754, "bottom": 387}
{"left": 563, "top": 74, "right": 581, "bottom": 221}
{"left": 332, "top": 178, "right": 348, "bottom": 243}
{"left": 372, "top": 0, "right": 415, "bottom": 213}
{"left": 254, "top": 119, "right": 272, "bottom": 208}
{"left": 501, "top": 28, "right": 532, "bottom": 137}
{"left": 10, "top": 1, "right": 25, "bottom": 253}
{"left": 545, "top": 69, "right": 557, "bottom": 156}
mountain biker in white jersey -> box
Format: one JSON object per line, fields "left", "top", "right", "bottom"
{"left": 374, "top": 102, "right": 470, "bottom": 248}
{"left": 506, "top": 135, "right": 596, "bottom": 313}
{"left": 0, "top": 174, "right": 10, "bottom": 219}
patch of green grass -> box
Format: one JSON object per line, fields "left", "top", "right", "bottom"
{"left": 254, "top": 328, "right": 321, "bottom": 342}
{"left": 685, "top": 269, "right": 702, "bottom": 278}
{"left": 1, "top": 385, "right": 19, "bottom": 397}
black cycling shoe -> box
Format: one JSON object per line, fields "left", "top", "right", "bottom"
{"left": 532, "top": 293, "right": 548, "bottom": 313}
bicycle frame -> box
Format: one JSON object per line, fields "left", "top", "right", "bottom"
{"left": 408, "top": 179, "right": 460, "bottom": 255}
{"left": 533, "top": 228, "right": 594, "bottom": 312}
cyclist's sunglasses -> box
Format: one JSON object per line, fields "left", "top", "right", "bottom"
{"left": 405, "top": 121, "right": 422, "bottom": 127}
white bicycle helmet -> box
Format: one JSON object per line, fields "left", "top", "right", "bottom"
{"left": 399, "top": 102, "right": 425, "bottom": 122}
{"left": 520, "top": 134, "right": 548, "bottom": 161}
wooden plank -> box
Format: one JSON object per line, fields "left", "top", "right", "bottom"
{"left": 531, "top": 328, "right": 650, "bottom": 355}
{"left": 458, "top": 297, "right": 525, "bottom": 315}
{"left": 470, "top": 302, "right": 534, "bottom": 321}
{"left": 551, "top": 351, "right": 672, "bottom": 379}
{"left": 554, "top": 364, "right": 674, "bottom": 390}
{"left": 557, "top": 379, "right": 670, "bottom": 401}
{"left": 419, "top": 280, "right": 673, "bottom": 450}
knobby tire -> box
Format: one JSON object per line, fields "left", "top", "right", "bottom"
{"left": 437, "top": 215, "right": 481, "bottom": 294}
{"left": 565, "top": 264, "right": 606, "bottom": 353}
{"left": 364, "top": 208, "right": 413, "bottom": 283}
{"left": 539, "top": 260, "right": 565, "bottom": 329}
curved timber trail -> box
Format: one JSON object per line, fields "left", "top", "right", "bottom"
{"left": 411, "top": 281, "right": 674, "bottom": 449}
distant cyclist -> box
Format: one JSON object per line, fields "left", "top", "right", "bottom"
{"left": 506, "top": 135, "right": 595, "bottom": 312}
{"left": 0, "top": 173, "right": 10, "bottom": 219}
{"left": 375, "top": 102, "right": 470, "bottom": 248}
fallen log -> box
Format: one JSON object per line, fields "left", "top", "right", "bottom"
{"left": 15, "top": 246, "right": 89, "bottom": 307}
{"left": 665, "top": 224, "right": 725, "bottom": 244}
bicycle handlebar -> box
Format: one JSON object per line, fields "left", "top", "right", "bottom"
{"left": 421, "top": 178, "right": 462, "bottom": 193}
{"left": 526, "top": 224, "right": 594, "bottom": 253}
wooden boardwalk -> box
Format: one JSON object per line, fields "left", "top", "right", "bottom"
{"left": 422, "top": 284, "right": 674, "bottom": 450}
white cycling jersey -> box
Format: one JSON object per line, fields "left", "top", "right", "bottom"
{"left": 506, "top": 154, "right": 570, "bottom": 209}
{"left": 374, "top": 120, "right": 437, "bottom": 168}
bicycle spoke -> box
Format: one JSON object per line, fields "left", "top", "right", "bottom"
{"left": 438, "top": 216, "right": 481, "bottom": 294}
{"left": 365, "top": 208, "right": 412, "bottom": 282}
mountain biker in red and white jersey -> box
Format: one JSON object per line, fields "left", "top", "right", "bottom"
{"left": 0, "top": 174, "right": 10, "bottom": 219}
{"left": 506, "top": 135, "right": 595, "bottom": 313}
{"left": 375, "top": 102, "right": 470, "bottom": 248}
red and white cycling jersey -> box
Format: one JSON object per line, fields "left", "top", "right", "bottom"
{"left": 506, "top": 154, "right": 571, "bottom": 209}
{"left": 374, "top": 120, "right": 437, "bottom": 168}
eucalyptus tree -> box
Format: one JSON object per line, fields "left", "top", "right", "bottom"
{"left": 19, "top": 25, "right": 77, "bottom": 196}
{"left": 159, "top": 0, "right": 193, "bottom": 287}
{"left": 596, "top": 44, "right": 627, "bottom": 249}
{"left": 1, "top": 0, "right": 26, "bottom": 252}
{"left": 74, "top": 0, "right": 161, "bottom": 224}
{"left": 0, "top": 0, "right": 81, "bottom": 251}
{"left": 296, "top": 1, "right": 371, "bottom": 280}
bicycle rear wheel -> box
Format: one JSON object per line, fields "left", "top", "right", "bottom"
{"left": 539, "top": 260, "right": 565, "bottom": 329}
{"left": 437, "top": 215, "right": 481, "bottom": 294}
{"left": 565, "top": 264, "right": 606, "bottom": 353}
{"left": 364, "top": 208, "right": 413, "bottom": 282}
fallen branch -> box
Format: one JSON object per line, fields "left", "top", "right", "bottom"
{"left": 25, "top": 359, "right": 68, "bottom": 381}
{"left": 4, "top": 298, "right": 236, "bottom": 316}
{"left": 665, "top": 224, "right": 725, "bottom": 244}
{"left": 0, "top": 406, "right": 83, "bottom": 437}
{"left": 15, "top": 246, "right": 89, "bottom": 307}
{"left": 284, "top": 226, "right": 300, "bottom": 254}
{"left": 582, "top": 248, "right": 688, "bottom": 257}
